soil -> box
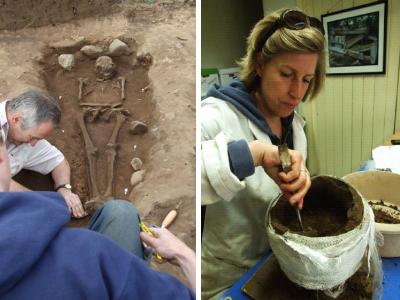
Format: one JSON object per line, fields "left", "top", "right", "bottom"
{"left": 242, "top": 254, "right": 375, "bottom": 300}
{"left": 368, "top": 200, "right": 400, "bottom": 224}
{"left": 267, "top": 177, "right": 375, "bottom": 298}
{"left": 0, "top": 0, "right": 122, "bottom": 30}
{"left": 43, "top": 39, "right": 154, "bottom": 211}
{"left": 271, "top": 176, "right": 363, "bottom": 237}
{"left": 1, "top": 0, "right": 195, "bottom": 285}
{"left": 373, "top": 209, "right": 400, "bottom": 224}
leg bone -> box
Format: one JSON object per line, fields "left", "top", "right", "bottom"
{"left": 118, "top": 76, "right": 126, "bottom": 101}
{"left": 103, "top": 114, "right": 126, "bottom": 197}
{"left": 77, "top": 114, "right": 100, "bottom": 197}
{"left": 78, "top": 77, "right": 88, "bottom": 100}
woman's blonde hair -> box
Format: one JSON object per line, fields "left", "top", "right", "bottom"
{"left": 238, "top": 8, "right": 326, "bottom": 101}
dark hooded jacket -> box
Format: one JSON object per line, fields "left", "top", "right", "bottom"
{"left": 0, "top": 192, "right": 195, "bottom": 300}
{"left": 204, "top": 80, "right": 294, "bottom": 181}
{"left": 206, "top": 80, "right": 294, "bottom": 147}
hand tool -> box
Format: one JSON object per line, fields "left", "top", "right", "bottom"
{"left": 278, "top": 143, "right": 304, "bottom": 231}
{"left": 161, "top": 210, "right": 177, "bottom": 229}
{"left": 139, "top": 222, "right": 163, "bottom": 261}
{"left": 161, "top": 201, "right": 182, "bottom": 229}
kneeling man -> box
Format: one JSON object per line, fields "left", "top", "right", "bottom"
{"left": 0, "top": 90, "right": 86, "bottom": 218}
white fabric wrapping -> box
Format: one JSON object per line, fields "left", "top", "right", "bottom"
{"left": 266, "top": 181, "right": 377, "bottom": 291}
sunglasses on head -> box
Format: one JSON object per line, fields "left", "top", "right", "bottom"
{"left": 256, "top": 9, "right": 325, "bottom": 52}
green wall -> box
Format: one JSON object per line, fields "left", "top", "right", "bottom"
{"left": 201, "top": 0, "right": 263, "bottom": 69}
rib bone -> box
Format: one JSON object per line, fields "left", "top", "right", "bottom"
{"left": 103, "top": 113, "right": 126, "bottom": 197}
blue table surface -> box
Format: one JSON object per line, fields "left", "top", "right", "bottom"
{"left": 222, "top": 252, "right": 400, "bottom": 300}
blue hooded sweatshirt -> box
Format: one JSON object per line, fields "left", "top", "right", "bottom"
{"left": 206, "top": 80, "right": 294, "bottom": 180}
{"left": 0, "top": 192, "right": 195, "bottom": 300}
{"left": 206, "top": 80, "right": 294, "bottom": 147}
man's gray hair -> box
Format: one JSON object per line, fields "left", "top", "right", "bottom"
{"left": 6, "top": 90, "right": 61, "bottom": 130}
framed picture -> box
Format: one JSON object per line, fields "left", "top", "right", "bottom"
{"left": 321, "top": 0, "right": 387, "bottom": 75}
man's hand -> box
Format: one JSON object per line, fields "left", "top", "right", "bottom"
{"left": 248, "top": 140, "right": 311, "bottom": 208}
{"left": 140, "top": 227, "right": 196, "bottom": 290}
{"left": 52, "top": 159, "right": 87, "bottom": 218}
{"left": 57, "top": 188, "right": 87, "bottom": 218}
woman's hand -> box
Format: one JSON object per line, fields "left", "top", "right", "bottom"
{"left": 248, "top": 140, "right": 311, "bottom": 208}
{"left": 278, "top": 157, "right": 311, "bottom": 209}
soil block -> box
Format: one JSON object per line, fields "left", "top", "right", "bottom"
{"left": 368, "top": 200, "right": 400, "bottom": 224}
{"left": 270, "top": 176, "right": 364, "bottom": 237}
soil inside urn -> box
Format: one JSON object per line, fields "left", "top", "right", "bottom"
{"left": 270, "top": 176, "right": 364, "bottom": 237}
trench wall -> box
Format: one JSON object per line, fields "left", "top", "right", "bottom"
{"left": 0, "top": 0, "right": 122, "bottom": 30}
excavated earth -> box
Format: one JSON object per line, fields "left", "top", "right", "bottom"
{"left": 271, "top": 176, "right": 363, "bottom": 236}
{"left": 2, "top": 0, "right": 195, "bottom": 285}
{"left": 268, "top": 177, "right": 375, "bottom": 299}
{"left": 368, "top": 200, "right": 400, "bottom": 224}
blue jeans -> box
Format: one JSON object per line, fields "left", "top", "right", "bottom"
{"left": 87, "top": 199, "right": 145, "bottom": 260}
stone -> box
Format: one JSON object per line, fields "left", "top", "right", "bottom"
{"left": 129, "top": 121, "right": 148, "bottom": 135}
{"left": 136, "top": 52, "right": 153, "bottom": 68}
{"left": 108, "top": 39, "right": 131, "bottom": 56}
{"left": 95, "top": 56, "right": 116, "bottom": 79}
{"left": 58, "top": 54, "right": 75, "bottom": 71}
{"left": 50, "top": 37, "right": 86, "bottom": 51}
{"left": 130, "top": 170, "right": 146, "bottom": 187}
{"left": 130, "top": 157, "right": 143, "bottom": 171}
{"left": 80, "top": 45, "right": 104, "bottom": 58}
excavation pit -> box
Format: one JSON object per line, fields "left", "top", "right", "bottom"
{"left": 13, "top": 37, "right": 156, "bottom": 221}
{"left": 1, "top": 0, "right": 195, "bottom": 285}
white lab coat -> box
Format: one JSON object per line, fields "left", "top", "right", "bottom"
{"left": 201, "top": 96, "right": 307, "bottom": 299}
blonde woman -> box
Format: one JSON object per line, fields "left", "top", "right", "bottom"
{"left": 201, "top": 9, "right": 326, "bottom": 299}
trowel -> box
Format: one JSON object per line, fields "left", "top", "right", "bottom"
{"left": 278, "top": 143, "right": 304, "bottom": 231}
